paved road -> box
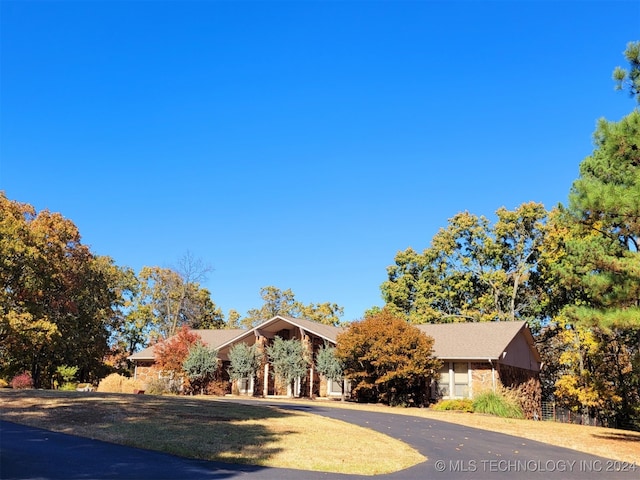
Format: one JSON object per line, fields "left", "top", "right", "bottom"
{"left": 2, "top": 399, "right": 638, "bottom": 479}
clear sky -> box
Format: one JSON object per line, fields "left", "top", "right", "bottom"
{"left": 1, "top": 1, "right": 638, "bottom": 322}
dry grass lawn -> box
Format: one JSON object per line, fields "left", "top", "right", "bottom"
{"left": 0, "top": 390, "right": 424, "bottom": 475}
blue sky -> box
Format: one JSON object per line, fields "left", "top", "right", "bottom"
{"left": 1, "top": 1, "right": 638, "bottom": 322}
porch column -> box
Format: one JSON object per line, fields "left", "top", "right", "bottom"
{"left": 263, "top": 363, "right": 269, "bottom": 397}
{"left": 309, "top": 365, "right": 314, "bottom": 398}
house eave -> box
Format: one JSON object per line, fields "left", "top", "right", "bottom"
{"left": 128, "top": 356, "right": 155, "bottom": 362}
{"left": 438, "top": 357, "right": 500, "bottom": 361}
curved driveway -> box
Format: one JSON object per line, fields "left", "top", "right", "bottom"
{"left": 2, "top": 399, "right": 638, "bottom": 479}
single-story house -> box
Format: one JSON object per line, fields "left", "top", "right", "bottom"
{"left": 415, "top": 321, "right": 541, "bottom": 410}
{"left": 129, "top": 316, "right": 541, "bottom": 414}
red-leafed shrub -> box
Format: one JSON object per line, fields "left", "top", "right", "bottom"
{"left": 11, "top": 372, "right": 34, "bottom": 389}
{"left": 155, "top": 325, "right": 201, "bottom": 378}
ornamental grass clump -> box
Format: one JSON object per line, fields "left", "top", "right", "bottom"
{"left": 97, "top": 373, "right": 143, "bottom": 394}
{"left": 145, "top": 377, "right": 173, "bottom": 395}
{"left": 472, "top": 390, "right": 524, "bottom": 419}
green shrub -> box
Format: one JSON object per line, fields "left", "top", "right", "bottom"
{"left": 182, "top": 343, "right": 218, "bottom": 395}
{"left": 432, "top": 398, "right": 474, "bottom": 412}
{"left": 473, "top": 390, "right": 524, "bottom": 419}
{"left": 56, "top": 365, "right": 78, "bottom": 383}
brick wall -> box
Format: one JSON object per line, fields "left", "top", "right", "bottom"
{"left": 134, "top": 362, "right": 160, "bottom": 385}
{"left": 470, "top": 362, "right": 495, "bottom": 394}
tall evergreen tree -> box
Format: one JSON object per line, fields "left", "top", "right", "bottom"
{"left": 613, "top": 41, "right": 640, "bottom": 104}
{"left": 546, "top": 110, "right": 640, "bottom": 428}
{"left": 567, "top": 110, "right": 640, "bottom": 330}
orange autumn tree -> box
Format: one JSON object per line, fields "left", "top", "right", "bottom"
{"left": 335, "top": 309, "right": 441, "bottom": 406}
{"left": 154, "top": 325, "right": 201, "bottom": 386}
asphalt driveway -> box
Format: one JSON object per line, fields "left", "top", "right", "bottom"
{"left": 2, "top": 399, "right": 638, "bottom": 479}
{"left": 245, "top": 400, "right": 639, "bottom": 480}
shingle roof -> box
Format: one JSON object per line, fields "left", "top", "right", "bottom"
{"left": 196, "top": 329, "right": 247, "bottom": 348}
{"left": 129, "top": 318, "right": 536, "bottom": 364}
{"left": 127, "top": 316, "right": 344, "bottom": 361}
{"left": 128, "top": 328, "right": 245, "bottom": 361}
{"left": 415, "top": 321, "right": 534, "bottom": 360}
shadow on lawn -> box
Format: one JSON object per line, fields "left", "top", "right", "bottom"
{"left": 591, "top": 431, "right": 640, "bottom": 443}
{"left": 0, "top": 390, "right": 297, "bottom": 469}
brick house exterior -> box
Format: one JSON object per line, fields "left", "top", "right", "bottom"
{"left": 416, "top": 321, "right": 542, "bottom": 418}
{"left": 129, "top": 317, "right": 541, "bottom": 414}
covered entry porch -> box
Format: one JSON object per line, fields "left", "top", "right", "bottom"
{"left": 216, "top": 315, "right": 347, "bottom": 399}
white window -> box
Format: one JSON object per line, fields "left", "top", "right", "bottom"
{"left": 437, "top": 362, "right": 470, "bottom": 399}
{"left": 453, "top": 362, "right": 469, "bottom": 398}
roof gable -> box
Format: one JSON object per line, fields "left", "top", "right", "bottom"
{"left": 275, "top": 315, "right": 345, "bottom": 343}
{"left": 214, "top": 315, "right": 344, "bottom": 352}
